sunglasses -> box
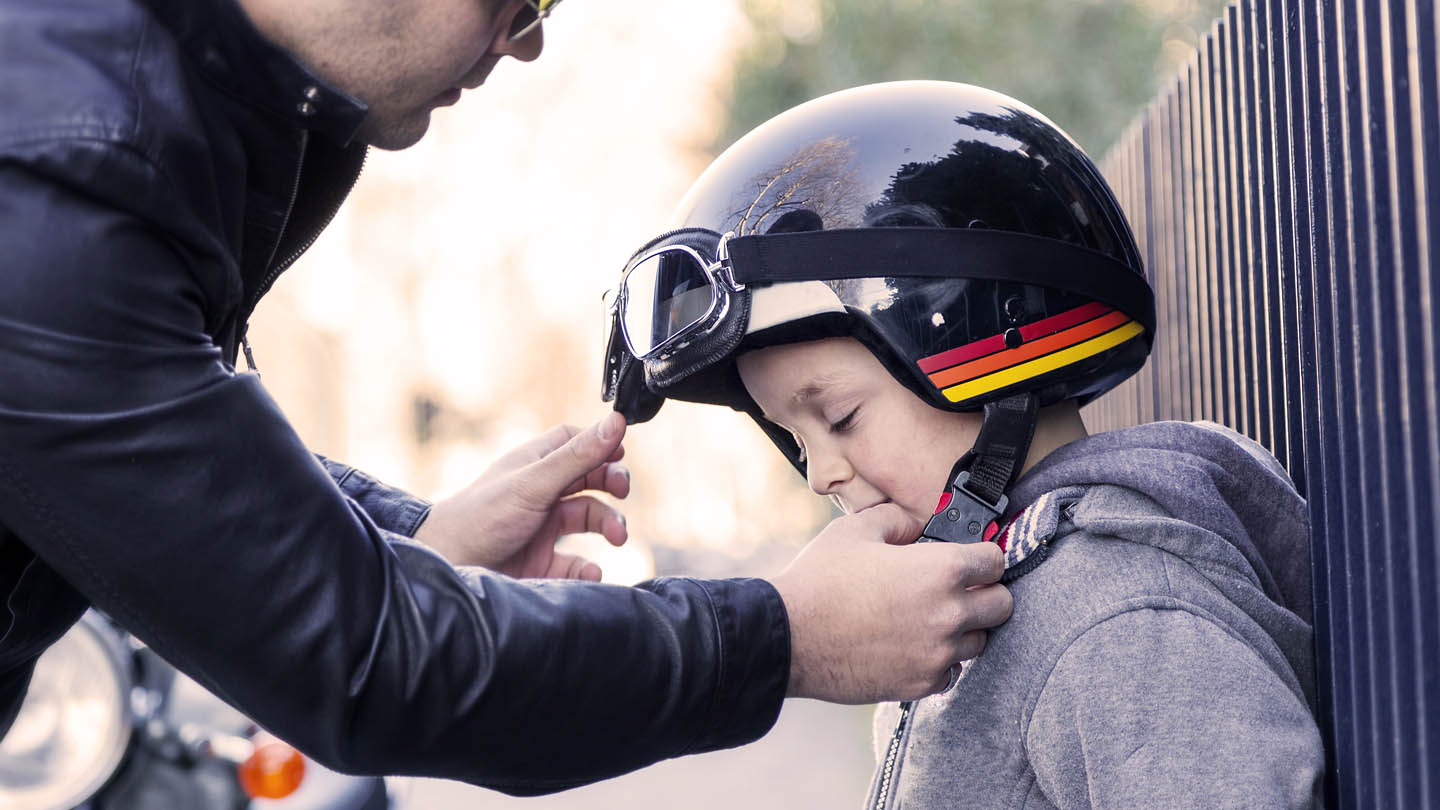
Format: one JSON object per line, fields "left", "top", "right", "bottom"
{"left": 510, "top": 0, "right": 562, "bottom": 40}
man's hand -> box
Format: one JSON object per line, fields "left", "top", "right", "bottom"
{"left": 413, "top": 411, "right": 631, "bottom": 580}
{"left": 770, "top": 503, "right": 1013, "bottom": 703}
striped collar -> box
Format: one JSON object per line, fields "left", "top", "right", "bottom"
{"left": 992, "top": 486, "right": 1086, "bottom": 583}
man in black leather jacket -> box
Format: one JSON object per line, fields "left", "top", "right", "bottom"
{"left": 0, "top": 0, "right": 1013, "bottom": 794}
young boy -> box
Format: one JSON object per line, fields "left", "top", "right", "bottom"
{"left": 602, "top": 81, "right": 1324, "bottom": 808}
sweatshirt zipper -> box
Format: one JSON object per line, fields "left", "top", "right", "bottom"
{"left": 871, "top": 700, "right": 915, "bottom": 810}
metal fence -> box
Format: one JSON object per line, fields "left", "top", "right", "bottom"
{"left": 1090, "top": 1, "right": 1439, "bottom": 806}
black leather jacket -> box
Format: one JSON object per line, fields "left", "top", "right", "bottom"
{"left": 0, "top": 0, "right": 788, "bottom": 793}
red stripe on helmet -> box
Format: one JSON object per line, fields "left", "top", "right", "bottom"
{"left": 916, "top": 301, "right": 1114, "bottom": 374}
{"left": 926, "top": 309, "right": 1133, "bottom": 389}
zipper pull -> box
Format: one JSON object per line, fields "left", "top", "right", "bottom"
{"left": 241, "top": 328, "right": 261, "bottom": 380}
{"left": 893, "top": 701, "right": 913, "bottom": 737}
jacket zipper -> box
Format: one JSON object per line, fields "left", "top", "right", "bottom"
{"left": 237, "top": 136, "right": 368, "bottom": 368}
{"left": 243, "top": 136, "right": 369, "bottom": 318}
{"left": 871, "top": 700, "right": 915, "bottom": 810}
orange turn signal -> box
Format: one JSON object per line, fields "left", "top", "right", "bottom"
{"left": 238, "top": 739, "right": 306, "bottom": 799}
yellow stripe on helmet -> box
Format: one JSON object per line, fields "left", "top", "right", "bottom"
{"left": 941, "top": 320, "right": 1145, "bottom": 403}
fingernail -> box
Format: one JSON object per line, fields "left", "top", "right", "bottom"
{"left": 597, "top": 411, "right": 620, "bottom": 441}
{"left": 617, "top": 465, "right": 631, "bottom": 483}
{"left": 618, "top": 514, "right": 627, "bottom": 528}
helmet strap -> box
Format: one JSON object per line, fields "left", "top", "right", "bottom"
{"left": 920, "top": 392, "right": 1039, "bottom": 543}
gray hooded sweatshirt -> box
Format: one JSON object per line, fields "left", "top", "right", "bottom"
{"left": 865, "top": 421, "right": 1324, "bottom": 810}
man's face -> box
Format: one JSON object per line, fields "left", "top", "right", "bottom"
{"left": 737, "top": 337, "right": 984, "bottom": 522}
{"left": 246, "top": 0, "right": 545, "bottom": 150}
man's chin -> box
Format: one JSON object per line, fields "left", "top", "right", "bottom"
{"left": 356, "top": 111, "right": 431, "bottom": 151}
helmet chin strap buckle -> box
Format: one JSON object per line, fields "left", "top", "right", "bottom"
{"left": 917, "top": 391, "right": 1038, "bottom": 544}
{"left": 920, "top": 470, "right": 1009, "bottom": 544}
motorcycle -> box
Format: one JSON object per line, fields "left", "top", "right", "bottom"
{"left": 0, "top": 611, "right": 391, "bottom": 810}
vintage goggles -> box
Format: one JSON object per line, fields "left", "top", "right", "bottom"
{"left": 604, "top": 232, "right": 741, "bottom": 361}
{"left": 601, "top": 229, "right": 748, "bottom": 423}
{"left": 510, "top": 0, "right": 561, "bottom": 40}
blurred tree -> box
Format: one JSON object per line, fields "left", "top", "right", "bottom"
{"left": 719, "top": 0, "right": 1231, "bottom": 156}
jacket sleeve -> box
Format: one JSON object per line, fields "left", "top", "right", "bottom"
{"left": 315, "top": 455, "right": 431, "bottom": 538}
{"left": 1024, "top": 608, "right": 1323, "bottom": 810}
{"left": 0, "top": 160, "right": 789, "bottom": 794}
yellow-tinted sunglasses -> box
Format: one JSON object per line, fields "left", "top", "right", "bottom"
{"left": 510, "top": 0, "right": 561, "bottom": 40}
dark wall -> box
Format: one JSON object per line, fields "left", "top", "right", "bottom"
{"left": 1088, "top": 1, "right": 1440, "bottom": 807}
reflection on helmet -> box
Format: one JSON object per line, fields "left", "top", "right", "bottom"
{"left": 625, "top": 81, "right": 1155, "bottom": 471}
{"left": 676, "top": 83, "right": 1141, "bottom": 269}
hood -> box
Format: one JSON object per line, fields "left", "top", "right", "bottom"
{"left": 1010, "top": 421, "right": 1312, "bottom": 619}
{"left": 1005, "top": 421, "right": 1316, "bottom": 706}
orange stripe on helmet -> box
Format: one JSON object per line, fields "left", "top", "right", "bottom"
{"left": 927, "top": 309, "right": 1134, "bottom": 389}
{"left": 916, "top": 301, "right": 1114, "bottom": 374}
{"left": 939, "top": 320, "right": 1147, "bottom": 403}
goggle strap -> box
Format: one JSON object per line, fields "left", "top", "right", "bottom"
{"left": 726, "top": 228, "right": 1156, "bottom": 335}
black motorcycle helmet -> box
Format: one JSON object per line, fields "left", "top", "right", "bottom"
{"left": 602, "top": 81, "right": 1154, "bottom": 536}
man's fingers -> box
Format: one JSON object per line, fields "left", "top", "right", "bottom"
{"left": 956, "top": 582, "right": 1013, "bottom": 630}
{"left": 490, "top": 424, "right": 581, "bottom": 473}
{"left": 562, "top": 462, "right": 631, "bottom": 499}
{"left": 604, "top": 463, "right": 630, "bottom": 498}
{"left": 923, "top": 631, "right": 989, "bottom": 695}
{"left": 543, "top": 553, "right": 602, "bottom": 582}
{"left": 522, "top": 413, "right": 627, "bottom": 503}
{"left": 854, "top": 502, "right": 924, "bottom": 546}
{"left": 946, "top": 541, "right": 1005, "bottom": 586}
{"left": 953, "top": 629, "right": 989, "bottom": 661}
{"left": 541, "top": 496, "right": 628, "bottom": 546}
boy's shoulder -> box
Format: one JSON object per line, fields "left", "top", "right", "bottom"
{"left": 995, "top": 483, "right": 1192, "bottom": 654}
{"left": 1001, "top": 476, "right": 1288, "bottom": 633}
{"left": 879, "top": 468, "right": 1317, "bottom": 809}
{"left": 986, "top": 470, "right": 1315, "bottom": 705}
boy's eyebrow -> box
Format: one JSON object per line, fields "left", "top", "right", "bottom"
{"left": 792, "top": 382, "right": 829, "bottom": 406}
{"left": 791, "top": 371, "right": 848, "bottom": 407}
{"left": 758, "top": 372, "right": 849, "bottom": 423}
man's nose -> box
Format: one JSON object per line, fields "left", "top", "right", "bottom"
{"left": 492, "top": 5, "right": 546, "bottom": 63}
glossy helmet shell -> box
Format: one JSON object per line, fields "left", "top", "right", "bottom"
{"left": 655, "top": 81, "right": 1153, "bottom": 466}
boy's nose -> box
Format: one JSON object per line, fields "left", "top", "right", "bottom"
{"left": 805, "top": 448, "right": 852, "bottom": 500}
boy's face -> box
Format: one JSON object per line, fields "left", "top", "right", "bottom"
{"left": 737, "top": 337, "right": 983, "bottom": 521}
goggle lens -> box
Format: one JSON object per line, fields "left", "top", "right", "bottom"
{"left": 620, "top": 248, "right": 718, "bottom": 358}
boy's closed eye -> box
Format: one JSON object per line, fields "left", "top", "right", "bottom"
{"left": 826, "top": 407, "right": 859, "bottom": 434}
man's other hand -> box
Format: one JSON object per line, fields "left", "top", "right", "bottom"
{"left": 770, "top": 503, "right": 1013, "bottom": 703}
{"left": 413, "top": 411, "right": 631, "bottom": 580}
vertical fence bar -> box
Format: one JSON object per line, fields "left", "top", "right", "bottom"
{"left": 1289, "top": 0, "right": 1335, "bottom": 797}
{"left": 1259, "top": 0, "right": 1291, "bottom": 472}
{"left": 1271, "top": 0, "right": 1302, "bottom": 491}
{"left": 1227, "top": 3, "right": 1256, "bottom": 444}
{"left": 1094, "top": 0, "right": 1440, "bottom": 805}
{"left": 1405, "top": 2, "right": 1440, "bottom": 806}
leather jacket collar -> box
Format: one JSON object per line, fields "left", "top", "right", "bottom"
{"left": 143, "top": 0, "right": 369, "bottom": 146}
